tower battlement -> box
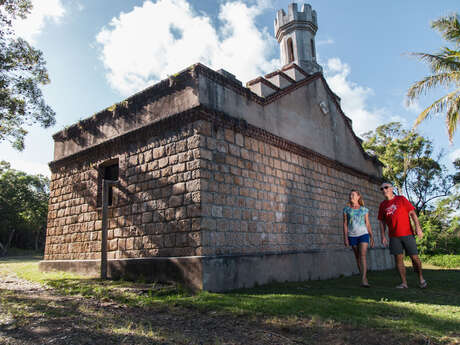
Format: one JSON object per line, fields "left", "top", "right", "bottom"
{"left": 274, "top": 2, "right": 321, "bottom": 75}
{"left": 274, "top": 3, "right": 317, "bottom": 40}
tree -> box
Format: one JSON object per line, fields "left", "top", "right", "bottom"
{"left": 454, "top": 158, "right": 460, "bottom": 184}
{"left": 0, "top": 160, "right": 49, "bottom": 255}
{"left": 362, "top": 122, "right": 453, "bottom": 214}
{"left": 406, "top": 13, "right": 460, "bottom": 142}
{"left": 417, "top": 187, "right": 460, "bottom": 255}
{"left": 0, "top": 0, "right": 55, "bottom": 150}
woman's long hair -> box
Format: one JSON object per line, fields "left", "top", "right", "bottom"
{"left": 349, "top": 189, "right": 364, "bottom": 206}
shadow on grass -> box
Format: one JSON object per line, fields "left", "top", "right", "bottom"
{"left": 35, "top": 268, "right": 460, "bottom": 339}
{"left": 1, "top": 286, "right": 450, "bottom": 345}
{"left": 208, "top": 268, "right": 459, "bottom": 338}
{"left": 42, "top": 277, "right": 187, "bottom": 304}
{"left": 239, "top": 268, "right": 460, "bottom": 305}
{"left": 0, "top": 289, "right": 172, "bottom": 345}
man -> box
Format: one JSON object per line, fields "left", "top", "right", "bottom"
{"left": 378, "top": 182, "right": 427, "bottom": 289}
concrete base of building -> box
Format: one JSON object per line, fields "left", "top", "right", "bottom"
{"left": 202, "top": 247, "right": 394, "bottom": 291}
{"left": 38, "top": 256, "right": 203, "bottom": 290}
{"left": 39, "top": 247, "right": 394, "bottom": 292}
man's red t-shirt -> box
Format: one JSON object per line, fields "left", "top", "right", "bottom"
{"left": 378, "top": 195, "right": 415, "bottom": 238}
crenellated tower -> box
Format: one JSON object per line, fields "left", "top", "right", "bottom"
{"left": 275, "top": 3, "right": 322, "bottom": 74}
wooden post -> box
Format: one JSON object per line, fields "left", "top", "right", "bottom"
{"left": 101, "top": 179, "right": 109, "bottom": 279}
{"left": 101, "top": 180, "right": 118, "bottom": 280}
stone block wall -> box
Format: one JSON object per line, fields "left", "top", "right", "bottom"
{"left": 45, "top": 112, "right": 385, "bottom": 264}
{"left": 196, "top": 118, "right": 384, "bottom": 257}
{"left": 44, "top": 120, "right": 206, "bottom": 261}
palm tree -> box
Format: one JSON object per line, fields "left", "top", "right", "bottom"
{"left": 407, "top": 13, "right": 460, "bottom": 142}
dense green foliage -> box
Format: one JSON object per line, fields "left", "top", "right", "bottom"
{"left": 454, "top": 158, "right": 460, "bottom": 184}
{"left": 0, "top": 0, "right": 55, "bottom": 150}
{"left": 362, "top": 122, "right": 453, "bottom": 213}
{"left": 420, "top": 254, "right": 460, "bottom": 268}
{"left": 0, "top": 160, "right": 49, "bottom": 255}
{"left": 418, "top": 217, "right": 460, "bottom": 255}
{"left": 407, "top": 13, "right": 460, "bottom": 142}
{"left": 417, "top": 187, "right": 460, "bottom": 255}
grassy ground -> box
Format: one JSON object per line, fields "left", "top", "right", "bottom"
{"left": 0, "top": 257, "right": 459, "bottom": 344}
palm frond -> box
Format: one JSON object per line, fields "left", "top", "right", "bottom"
{"left": 446, "top": 93, "right": 460, "bottom": 142}
{"left": 431, "top": 13, "right": 460, "bottom": 45}
{"left": 408, "top": 13, "right": 460, "bottom": 140}
{"left": 413, "top": 89, "right": 460, "bottom": 130}
{"left": 442, "top": 47, "right": 460, "bottom": 58}
{"left": 409, "top": 52, "right": 460, "bottom": 73}
{"left": 407, "top": 72, "right": 460, "bottom": 100}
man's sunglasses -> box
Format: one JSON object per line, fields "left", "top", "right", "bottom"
{"left": 380, "top": 186, "right": 391, "bottom": 191}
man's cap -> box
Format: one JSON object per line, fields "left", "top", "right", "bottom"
{"left": 380, "top": 182, "right": 393, "bottom": 189}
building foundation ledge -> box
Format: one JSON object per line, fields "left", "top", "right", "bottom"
{"left": 39, "top": 248, "right": 393, "bottom": 292}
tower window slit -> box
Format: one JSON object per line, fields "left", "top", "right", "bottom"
{"left": 287, "top": 38, "right": 294, "bottom": 63}
{"left": 311, "top": 39, "right": 316, "bottom": 59}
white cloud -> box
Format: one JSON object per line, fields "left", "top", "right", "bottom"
{"left": 8, "top": 160, "right": 51, "bottom": 177}
{"left": 317, "top": 38, "right": 334, "bottom": 46}
{"left": 324, "top": 57, "right": 393, "bottom": 136}
{"left": 75, "top": 1, "right": 85, "bottom": 12}
{"left": 403, "top": 98, "right": 422, "bottom": 114}
{"left": 13, "top": 0, "right": 65, "bottom": 43}
{"left": 449, "top": 148, "right": 460, "bottom": 163}
{"left": 246, "top": 0, "right": 274, "bottom": 10}
{"left": 95, "top": 0, "right": 279, "bottom": 96}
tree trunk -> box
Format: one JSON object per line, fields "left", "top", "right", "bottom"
{"left": 34, "top": 227, "right": 42, "bottom": 251}
{"left": 0, "top": 229, "right": 15, "bottom": 257}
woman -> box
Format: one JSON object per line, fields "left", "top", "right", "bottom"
{"left": 343, "top": 190, "right": 374, "bottom": 287}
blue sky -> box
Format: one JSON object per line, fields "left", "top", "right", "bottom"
{"left": 2, "top": 0, "right": 459, "bottom": 176}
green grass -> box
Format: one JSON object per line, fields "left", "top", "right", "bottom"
{"left": 1, "top": 257, "right": 459, "bottom": 343}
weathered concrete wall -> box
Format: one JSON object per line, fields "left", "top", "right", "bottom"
{"left": 45, "top": 120, "right": 205, "bottom": 261}
{"left": 198, "top": 73, "right": 381, "bottom": 178}
{"left": 202, "top": 248, "right": 393, "bottom": 291}
{"left": 53, "top": 70, "right": 199, "bottom": 160}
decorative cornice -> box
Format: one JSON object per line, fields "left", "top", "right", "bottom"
{"left": 275, "top": 20, "right": 317, "bottom": 42}
{"left": 49, "top": 105, "right": 383, "bottom": 184}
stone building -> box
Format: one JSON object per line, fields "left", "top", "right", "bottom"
{"left": 40, "top": 3, "right": 393, "bottom": 291}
